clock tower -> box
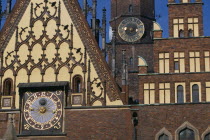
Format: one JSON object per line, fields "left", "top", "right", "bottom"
{"left": 109, "top": 0, "right": 155, "bottom": 101}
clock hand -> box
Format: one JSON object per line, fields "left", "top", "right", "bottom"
{"left": 30, "top": 107, "right": 34, "bottom": 111}
{"left": 52, "top": 109, "right": 57, "bottom": 114}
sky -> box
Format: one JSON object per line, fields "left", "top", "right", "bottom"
{"left": 1, "top": 0, "right": 210, "bottom": 41}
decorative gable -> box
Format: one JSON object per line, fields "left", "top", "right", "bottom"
{"left": 0, "top": 0, "right": 122, "bottom": 108}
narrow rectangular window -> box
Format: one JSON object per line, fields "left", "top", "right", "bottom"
{"left": 204, "top": 51, "right": 210, "bottom": 72}
{"left": 206, "top": 82, "right": 210, "bottom": 102}
{"left": 189, "top": 51, "right": 200, "bottom": 72}
{"left": 159, "top": 53, "right": 169, "bottom": 73}
{"left": 188, "top": 17, "right": 199, "bottom": 37}
{"left": 177, "top": 85, "right": 184, "bottom": 103}
{"left": 144, "top": 83, "right": 155, "bottom": 104}
{"left": 173, "top": 18, "right": 184, "bottom": 38}
{"left": 174, "top": 61, "right": 179, "bottom": 70}
{"left": 174, "top": 52, "right": 185, "bottom": 73}
{"left": 159, "top": 83, "right": 170, "bottom": 103}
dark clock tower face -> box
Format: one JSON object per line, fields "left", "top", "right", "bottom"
{"left": 118, "top": 17, "right": 145, "bottom": 42}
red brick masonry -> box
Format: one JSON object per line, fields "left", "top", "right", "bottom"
{"left": 0, "top": 103, "right": 209, "bottom": 140}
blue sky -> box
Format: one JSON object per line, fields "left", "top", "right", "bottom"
{"left": 1, "top": 0, "right": 210, "bottom": 40}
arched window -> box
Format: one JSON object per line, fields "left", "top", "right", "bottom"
{"left": 179, "top": 29, "right": 184, "bottom": 38}
{"left": 192, "top": 84, "right": 199, "bottom": 103}
{"left": 129, "top": 4, "right": 133, "bottom": 13}
{"left": 159, "top": 134, "right": 169, "bottom": 140}
{"left": 175, "top": 122, "right": 199, "bottom": 140}
{"left": 188, "top": 29, "right": 194, "bottom": 37}
{"left": 3, "top": 78, "right": 13, "bottom": 95}
{"left": 202, "top": 127, "right": 210, "bottom": 140}
{"left": 177, "top": 85, "right": 184, "bottom": 103}
{"left": 204, "top": 133, "right": 210, "bottom": 140}
{"left": 155, "top": 127, "right": 172, "bottom": 140}
{"left": 73, "top": 75, "right": 82, "bottom": 93}
{"left": 179, "top": 128, "right": 195, "bottom": 140}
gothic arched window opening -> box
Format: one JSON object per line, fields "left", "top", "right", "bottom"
{"left": 73, "top": 75, "right": 82, "bottom": 93}
{"left": 179, "top": 128, "right": 195, "bottom": 140}
{"left": 3, "top": 78, "right": 13, "bottom": 95}
{"left": 204, "top": 133, "right": 210, "bottom": 140}
{"left": 155, "top": 128, "right": 172, "bottom": 140}
{"left": 159, "top": 134, "right": 169, "bottom": 140}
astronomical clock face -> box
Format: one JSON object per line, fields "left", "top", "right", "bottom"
{"left": 118, "top": 17, "right": 145, "bottom": 42}
{"left": 22, "top": 91, "right": 63, "bottom": 135}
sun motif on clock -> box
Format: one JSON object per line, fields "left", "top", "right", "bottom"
{"left": 118, "top": 17, "right": 145, "bottom": 42}
{"left": 23, "top": 92, "right": 62, "bottom": 130}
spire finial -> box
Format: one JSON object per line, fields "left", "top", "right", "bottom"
{"left": 6, "top": 0, "right": 12, "bottom": 15}
{"left": 122, "top": 50, "right": 127, "bottom": 85}
{"left": 111, "top": 29, "right": 116, "bottom": 78}
{"left": 83, "top": 0, "right": 88, "bottom": 18}
{"left": 102, "top": 7, "right": 106, "bottom": 58}
{"left": 91, "top": 0, "right": 97, "bottom": 37}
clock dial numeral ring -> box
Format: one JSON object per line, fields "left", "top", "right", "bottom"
{"left": 118, "top": 17, "right": 145, "bottom": 42}
{"left": 23, "top": 91, "right": 62, "bottom": 130}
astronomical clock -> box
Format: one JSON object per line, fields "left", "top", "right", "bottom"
{"left": 19, "top": 85, "right": 66, "bottom": 136}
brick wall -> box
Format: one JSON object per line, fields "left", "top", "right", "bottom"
{"left": 153, "top": 37, "right": 210, "bottom": 73}
{"left": 168, "top": 3, "right": 203, "bottom": 37}
{"left": 64, "top": 108, "right": 133, "bottom": 140}
{"left": 1, "top": 104, "right": 210, "bottom": 140}
{"left": 115, "top": 44, "right": 154, "bottom": 99}
{"left": 1, "top": 109, "right": 133, "bottom": 139}
{"left": 139, "top": 73, "right": 210, "bottom": 103}
{"left": 111, "top": 0, "right": 154, "bottom": 19}
{"left": 0, "top": 113, "right": 8, "bottom": 137}
{"left": 0, "top": 113, "right": 19, "bottom": 139}
{"left": 111, "top": 0, "right": 140, "bottom": 19}
{"left": 135, "top": 103, "right": 210, "bottom": 140}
